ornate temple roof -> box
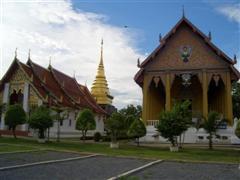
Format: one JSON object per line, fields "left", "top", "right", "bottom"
{"left": 0, "top": 57, "right": 106, "bottom": 114}
{"left": 91, "top": 40, "right": 113, "bottom": 105}
{"left": 134, "top": 16, "right": 240, "bottom": 87}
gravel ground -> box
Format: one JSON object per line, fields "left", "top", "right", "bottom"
{"left": 130, "top": 161, "right": 240, "bottom": 180}
{"left": 0, "top": 150, "right": 84, "bottom": 168}
{"left": 0, "top": 156, "right": 151, "bottom": 180}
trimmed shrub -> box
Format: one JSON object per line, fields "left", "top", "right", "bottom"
{"left": 93, "top": 132, "right": 102, "bottom": 142}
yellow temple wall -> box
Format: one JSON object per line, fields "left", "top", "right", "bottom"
{"left": 148, "top": 83, "right": 165, "bottom": 120}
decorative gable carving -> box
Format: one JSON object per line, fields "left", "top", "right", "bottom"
{"left": 146, "top": 24, "right": 227, "bottom": 71}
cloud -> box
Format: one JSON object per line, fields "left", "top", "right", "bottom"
{"left": 1, "top": 0, "right": 145, "bottom": 109}
{"left": 216, "top": 4, "right": 240, "bottom": 23}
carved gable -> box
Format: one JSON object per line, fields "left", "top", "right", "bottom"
{"left": 29, "top": 85, "right": 40, "bottom": 106}
{"left": 9, "top": 68, "right": 27, "bottom": 94}
{"left": 146, "top": 24, "right": 228, "bottom": 71}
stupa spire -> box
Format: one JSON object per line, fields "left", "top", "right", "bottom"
{"left": 91, "top": 39, "right": 113, "bottom": 105}
{"left": 100, "top": 38, "right": 103, "bottom": 65}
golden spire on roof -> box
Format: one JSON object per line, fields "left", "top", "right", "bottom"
{"left": 28, "top": 49, "right": 31, "bottom": 60}
{"left": 91, "top": 39, "right": 113, "bottom": 105}
{"left": 14, "top": 48, "right": 18, "bottom": 59}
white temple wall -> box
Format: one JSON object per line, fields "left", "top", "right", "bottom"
{"left": 0, "top": 83, "right": 10, "bottom": 130}
{"left": 47, "top": 110, "right": 105, "bottom": 138}
{"left": 142, "top": 118, "right": 240, "bottom": 144}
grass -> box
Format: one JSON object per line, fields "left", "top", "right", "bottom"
{"left": 0, "top": 142, "right": 37, "bottom": 152}
{"left": 0, "top": 137, "right": 239, "bottom": 164}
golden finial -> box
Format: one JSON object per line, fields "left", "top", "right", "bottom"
{"left": 49, "top": 56, "right": 52, "bottom": 66}
{"left": 14, "top": 48, "right": 18, "bottom": 59}
{"left": 137, "top": 58, "right": 140, "bottom": 68}
{"left": 233, "top": 54, "right": 237, "bottom": 64}
{"left": 28, "top": 49, "right": 31, "bottom": 60}
{"left": 208, "top": 31, "right": 212, "bottom": 41}
{"left": 182, "top": 5, "right": 185, "bottom": 18}
{"left": 159, "top": 33, "right": 162, "bottom": 43}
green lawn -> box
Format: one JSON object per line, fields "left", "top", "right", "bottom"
{"left": 0, "top": 137, "right": 239, "bottom": 164}
{"left": 0, "top": 143, "right": 37, "bottom": 152}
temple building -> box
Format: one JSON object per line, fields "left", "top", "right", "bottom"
{"left": 91, "top": 40, "right": 116, "bottom": 115}
{"left": 135, "top": 15, "right": 240, "bottom": 143}
{"left": 0, "top": 54, "right": 106, "bottom": 137}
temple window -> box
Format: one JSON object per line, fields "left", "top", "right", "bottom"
{"left": 17, "top": 89, "right": 23, "bottom": 104}
{"left": 10, "top": 89, "right": 23, "bottom": 105}
{"left": 60, "top": 120, "right": 63, "bottom": 126}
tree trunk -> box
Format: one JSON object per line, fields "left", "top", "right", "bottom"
{"left": 175, "top": 136, "right": 178, "bottom": 147}
{"left": 209, "top": 133, "right": 213, "bottom": 150}
{"left": 82, "top": 130, "right": 85, "bottom": 142}
{"left": 47, "top": 128, "right": 50, "bottom": 142}
{"left": 57, "top": 119, "right": 60, "bottom": 142}
{"left": 179, "top": 135, "right": 182, "bottom": 149}
{"left": 182, "top": 132, "right": 186, "bottom": 148}
{"left": 12, "top": 127, "right": 16, "bottom": 139}
{"left": 137, "top": 137, "right": 140, "bottom": 147}
{"left": 39, "top": 129, "right": 45, "bottom": 139}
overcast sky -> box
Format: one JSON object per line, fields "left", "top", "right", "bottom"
{"left": 1, "top": 0, "right": 239, "bottom": 109}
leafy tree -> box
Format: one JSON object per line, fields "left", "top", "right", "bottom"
{"left": 28, "top": 106, "right": 53, "bottom": 139}
{"left": 173, "top": 100, "right": 192, "bottom": 147}
{"left": 157, "top": 110, "right": 181, "bottom": 147}
{"left": 235, "top": 120, "right": 240, "bottom": 139}
{"left": 156, "top": 100, "right": 191, "bottom": 148}
{"left": 106, "top": 112, "right": 124, "bottom": 143}
{"left": 93, "top": 132, "right": 102, "bottom": 142}
{"left": 127, "top": 119, "right": 146, "bottom": 146}
{"left": 202, "top": 111, "right": 220, "bottom": 149}
{"left": 5, "top": 104, "right": 26, "bottom": 138}
{"left": 119, "top": 105, "right": 142, "bottom": 137}
{"left": 232, "top": 82, "right": 240, "bottom": 118}
{"left": 76, "top": 109, "right": 96, "bottom": 142}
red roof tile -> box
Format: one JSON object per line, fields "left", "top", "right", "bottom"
{"left": 50, "top": 67, "right": 106, "bottom": 114}
{"left": 27, "top": 60, "right": 74, "bottom": 108}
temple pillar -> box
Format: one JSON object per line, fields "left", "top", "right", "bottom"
{"left": 1, "top": 83, "right": 10, "bottom": 130}
{"left": 21, "top": 82, "right": 29, "bottom": 131}
{"left": 165, "top": 73, "right": 171, "bottom": 111}
{"left": 202, "top": 71, "right": 208, "bottom": 119}
{"left": 225, "top": 72, "right": 233, "bottom": 125}
{"left": 142, "top": 75, "right": 151, "bottom": 124}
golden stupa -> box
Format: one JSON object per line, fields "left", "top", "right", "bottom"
{"left": 91, "top": 39, "right": 113, "bottom": 105}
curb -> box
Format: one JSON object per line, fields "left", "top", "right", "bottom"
{"left": 0, "top": 154, "right": 98, "bottom": 171}
{"left": 107, "top": 159, "right": 163, "bottom": 180}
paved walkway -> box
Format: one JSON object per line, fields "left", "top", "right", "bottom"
{"left": 131, "top": 161, "right": 240, "bottom": 180}
{"left": 0, "top": 149, "right": 239, "bottom": 180}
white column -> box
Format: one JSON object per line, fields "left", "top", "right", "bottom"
{"left": 95, "top": 115, "right": 104, "bottom": 134}
{"left": 21, "top": 82, "right": 29, "bottom": 131}
{"left": 23, "top": 82, "right": 29, "bottom": 112}
{"left": 1, "top": 83, "right": 10, "bottom": 130}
